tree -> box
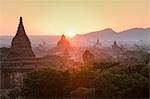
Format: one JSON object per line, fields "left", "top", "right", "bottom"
{"left": 20, "top": 68, "right": 70, "bottom": 98}
{"left": 91, "top": 60, "right": 120, "bottom": 70}
{"left": 70, "top": 67, "right": 95, "bottom": 90}
{"left": 94, "top": 64, "right": 149, "bottom": 98}
{"left": 70, "top": 87, "right": 95, "bottom": 98}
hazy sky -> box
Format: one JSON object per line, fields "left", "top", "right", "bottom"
{"left": 0, "top": 0, "right": 149, "bottom": 35}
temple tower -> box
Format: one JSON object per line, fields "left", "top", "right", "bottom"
{"left": 112, "top": 41, "right": 122, "bottom": 56}
{"left": 94, "top": 39, "right": 102, "bottom": 48}
{"left": 82, "top": 49, "right": 95, "bottom": 64}
{"left": 57, "top": 34, "right": 71, "bottom": 49}
{"left": 112, "top": 41, "right": 120, "bottom": 49}
{"left": 8, "top": 17, "right": 35, "bottom": 58}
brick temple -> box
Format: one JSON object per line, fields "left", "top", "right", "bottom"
{"left": 0, "top": 17, "right": 75, "bottom": 89}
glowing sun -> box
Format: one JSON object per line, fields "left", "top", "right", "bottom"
{"left": 66, "top": 31, "right": 76, "bottom": 38}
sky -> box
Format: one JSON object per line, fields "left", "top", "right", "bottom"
{"left": 0, "top": 0, "right": 150, "bottom": 36}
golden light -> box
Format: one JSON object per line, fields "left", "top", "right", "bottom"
{"left": 66, "top": 31, "right": 76, "bottom": 38}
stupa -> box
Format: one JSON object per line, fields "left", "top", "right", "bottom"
{"left": 8, "top": 17, "right": 35, "bottom": 58}
{"left": 57, "top": 34, "right": 71, "bottom": 49}
{"left": 94, "top": 39, "right": 102, "bottom": 48}
{"left": 112, "top": 41, "right": 120, "bottom": 50}
{"left": 82, "top": 49, "right": 95, "bottom": 64}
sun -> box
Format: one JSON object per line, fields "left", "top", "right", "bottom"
{"left": 66, "top": 31, "right": 76, "bottom": 38}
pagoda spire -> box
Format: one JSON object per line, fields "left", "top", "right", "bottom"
{"left": 16, "top": 16, "right": 26, "bottom": 36}
{"left": 8, "top": 17, "right": 35, "bottom": 58}
{"left": 20, "top": 17, "right": 23, "bottom": 24}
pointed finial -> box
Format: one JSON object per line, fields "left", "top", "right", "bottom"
{"left": 20, "top": 17, "right": 23, "bottom": 24}
{"left": 114, "top": 40, "right": 117, "bottom": 45}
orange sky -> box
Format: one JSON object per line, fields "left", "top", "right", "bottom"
{"left": 0, "top": 0, "right": 150, "bottom": 36}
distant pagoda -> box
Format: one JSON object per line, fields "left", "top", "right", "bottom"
{"left": 82, "top": 49, "right": 95, "bottom": 64}
{"left": 112, "top": 41, "right": 122, "bottom": 56}
{"left": 112, "top": 41, "right": 120, "bottom": 49}
{"left": 93, "top": 39, "right": 102, "bottom": 48}
{"left": 57, "top": 34, "right": 71, "bottom": 49}
{"left": 8, "top": 17, "right": 35, "bottom": 58}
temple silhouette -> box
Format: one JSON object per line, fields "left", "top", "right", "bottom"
{"left": 0, "top": 17, "right": 75, "bottom": 89}
{"left": 8, "top": 17, "right": 35, "bottom": 58}
{"left": 49, "top": 34, "right": 73, "bottom": 57}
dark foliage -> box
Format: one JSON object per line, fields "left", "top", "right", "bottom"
{"left": 19, "top": 62, "right": 149, "bottom": 98}
{"left": 20, "top": 68, "right": 70, "bottom": 98}
{"left": 92, "top": 61, "right": 120, "bottom": 70}
{"left": 94, "top": 64, "right": 150, "bottom": 98}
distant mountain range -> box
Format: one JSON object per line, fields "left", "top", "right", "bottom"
{"left": 75, "top": 27, "right": 150, "bottom": 41}
{"left": 0, "top": 27, "right": 150, "bottom": 47}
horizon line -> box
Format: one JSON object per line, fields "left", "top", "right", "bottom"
{"left": 0, "top": 27, "right": 149, "bottom": 36}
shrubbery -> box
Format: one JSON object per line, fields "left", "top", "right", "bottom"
{"left": 94, "top": 64, "right": 149, "bottom": 98}
{"left": 20, "top": 68, "right": 70, "bottom": 98}
{"left": 12, "top": 62, "right": 149, "bottom": 98}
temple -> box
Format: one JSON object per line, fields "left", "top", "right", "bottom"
{"left": 0, "top": 17, "right": 77, "bottom": 91}
{"left": 82, "top": 49, "right": 95, "bottom": 64}
{"left": 112, "top": 41, "right": 122, "bottom": 56}
{"left": 112, "top": 41, "right": 119, "bottom": 49}
{"left": 0, "top": 17, "right": 71, "bottom": 90}
{"left": 8, "top": 17, "right": 35, "bottom": 58}
{"left": 50, "top": 34, "right": 72, "bottom": 56}
{"left": 93, "top": 39, "right": 102, "bottom": 49}
{"left": 57, "top": 34, "right": 71, "bottom": 50}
